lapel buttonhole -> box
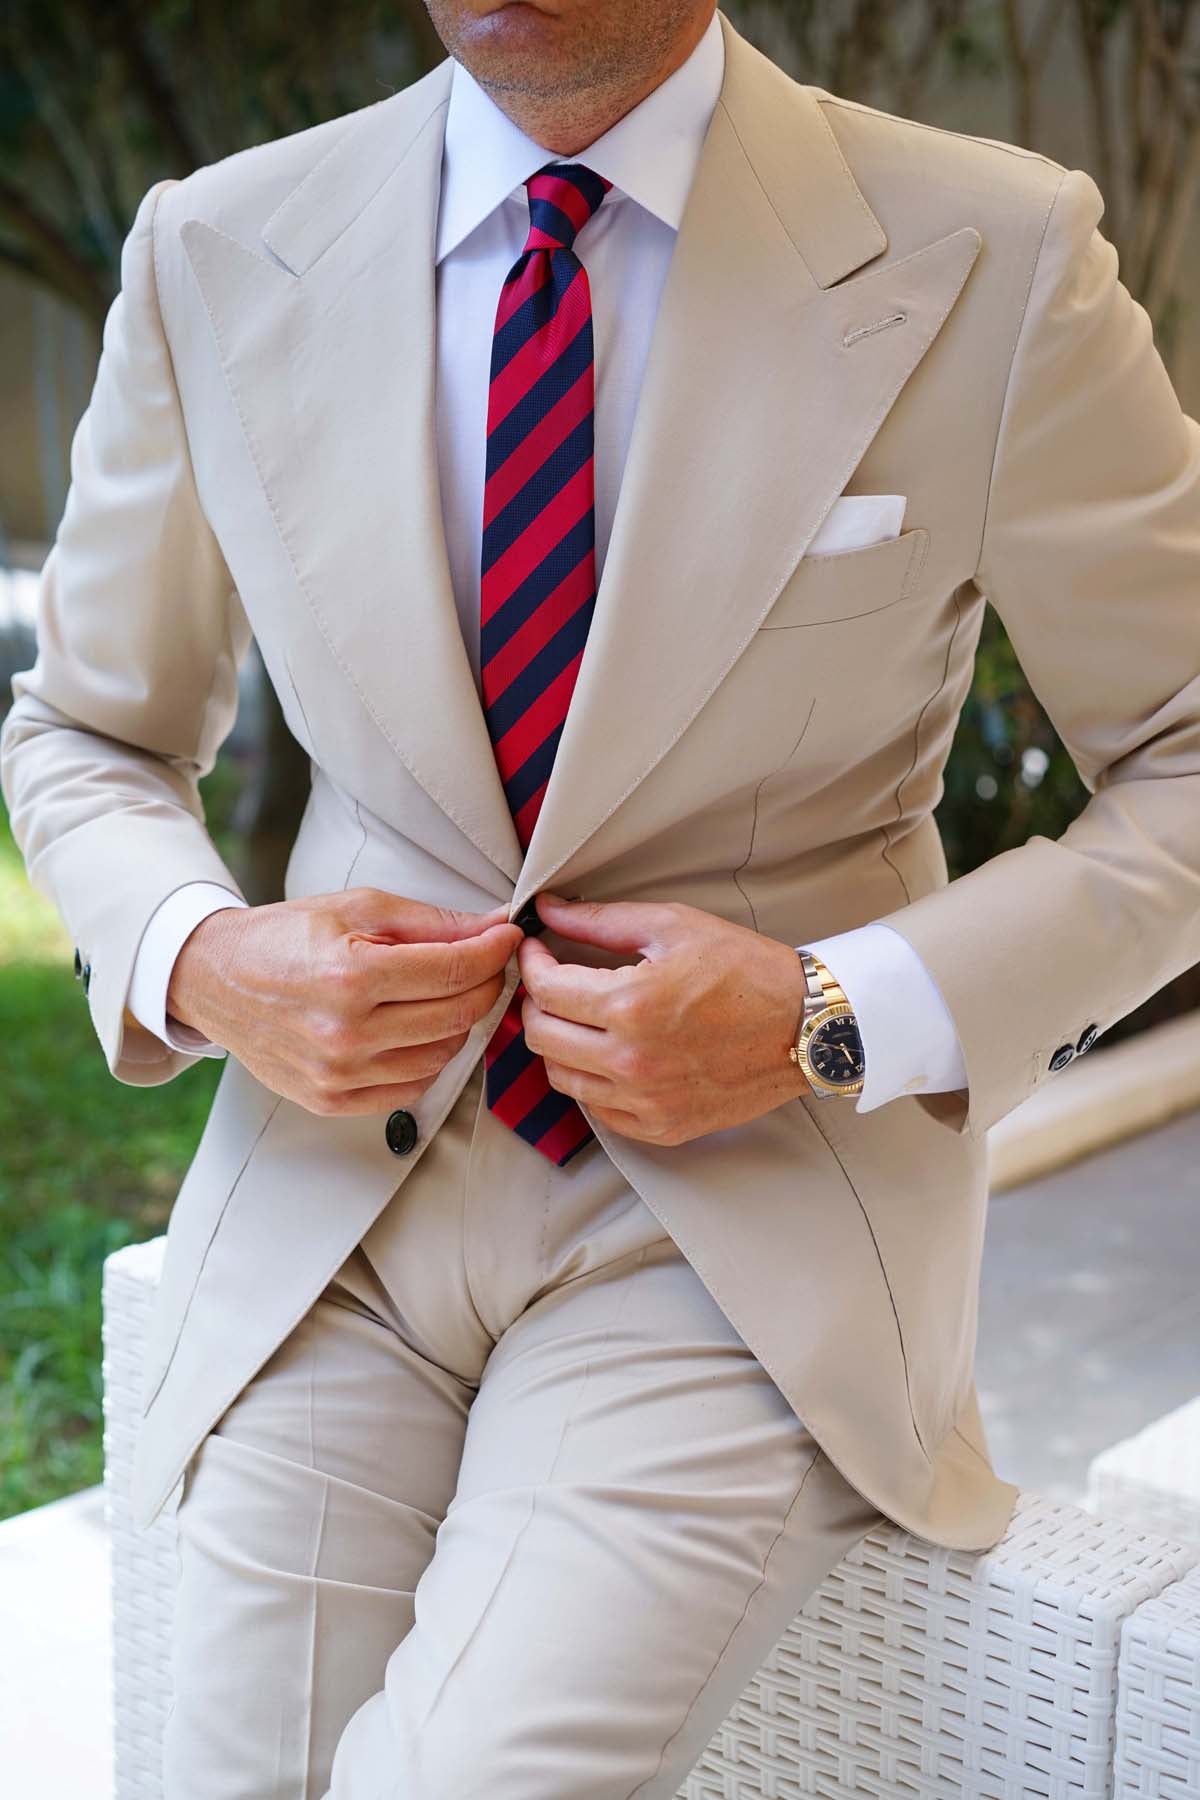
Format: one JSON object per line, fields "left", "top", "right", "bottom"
{"left": 843, "top": 311, "right": 908, "bottom": 348}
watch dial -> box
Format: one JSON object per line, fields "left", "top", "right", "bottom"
{"left": 809, "top": 1017, "right": 865, "bottom": 1085}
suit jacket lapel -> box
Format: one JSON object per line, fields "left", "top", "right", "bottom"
{"left": 181, "top": 56, "right": 525, "bottom": 888}
{"left": 512, "top": 10, "right": 981, "bottom": 908}
{"left": 179, "top": 13, "right": 981, "bottom": 908}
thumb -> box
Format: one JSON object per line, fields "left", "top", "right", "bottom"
{"left": 533, "top": 892, "right": 675, "bottom": 956}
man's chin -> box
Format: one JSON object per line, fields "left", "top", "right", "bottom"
{"left": 452, "top": 1, "right": 585, "bottom": 82}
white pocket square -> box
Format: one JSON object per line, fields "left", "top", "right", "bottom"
{"left": 808, "top": 493, "right": 907, "bottom": 555}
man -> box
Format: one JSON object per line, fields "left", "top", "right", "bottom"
{"left": 4, "top": 0, "right": 1199, "bottom": 1791}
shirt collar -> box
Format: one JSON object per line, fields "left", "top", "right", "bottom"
{"left": 435, "top": 7, "right": 725, "bottom": 264}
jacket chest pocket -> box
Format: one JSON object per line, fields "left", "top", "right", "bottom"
{"left": 758, "top": 526, "right": 930, "bottom": 628}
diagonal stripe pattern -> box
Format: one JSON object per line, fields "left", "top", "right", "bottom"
{"left": 480, "top": 162, "right": 612, "bottom": 1168}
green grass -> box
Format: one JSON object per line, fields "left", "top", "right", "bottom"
{"left": 0, "top": 777, "right": 239, "bottom": 1520}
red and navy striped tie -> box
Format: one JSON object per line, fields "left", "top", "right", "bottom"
{"left": 480, "top": 161, "right": 612, "bottom": 1167}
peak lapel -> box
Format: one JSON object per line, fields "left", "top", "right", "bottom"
{"left": 511, "top": 10, "right": 981, "bottom": 910}
{"left": 180, "top": 58, "right": 525, "bottom": 888}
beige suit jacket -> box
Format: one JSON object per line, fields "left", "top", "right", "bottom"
{"left": 4, "top": 9, "right": 1199, "bottom": 1546}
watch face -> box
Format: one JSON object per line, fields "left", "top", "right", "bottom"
{"left": 808, "top": 1015, "right": 865, "bottom": 1087}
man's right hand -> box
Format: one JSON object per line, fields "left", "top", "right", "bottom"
{"left": 166, "top": 887, "right": 523, "bottom": 1116}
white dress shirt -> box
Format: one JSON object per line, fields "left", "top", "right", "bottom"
{"left": 128, "top": 8, "right": 968, "bottom": 1112}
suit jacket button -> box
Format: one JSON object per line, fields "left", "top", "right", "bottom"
{"left": 385, "top": 1109, "right": 419, "bottom": 1155}
{"left": 1076, "top": 1023, "right": 1099, "bottom": 1055}
{"left": 1049, "top": 1043, "right": 1075, "bottom": 1072}
{"left": 74, "top": 947, "right": 82, "bottom": 979}
{"left": 81, "top": 961, "right": 92, "bottom": 995}
{"left": 513, "top": 897, "right": 547, "bottom": 937}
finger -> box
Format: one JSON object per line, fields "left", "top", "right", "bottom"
{"left": 316, "top": 1078, "right": 435, "bottom": 1117}
{"left": 359, "top": 921, "right": 521, "bottom": 1002}
{"left": 586, "top": 1101, "right": 661, "bottom": 1140}
{"left": 358, "top": 975, "right": 508, "bottom": 1049}
{"left": 518, "top": 934, "right": 629, "bottom": 1026}
{"left": 381, "top": 963, "right": 511, "bottom": 1039}
{"left": 361, "top": 1031, "right": 472, "bottom": 1081}
{"left": 534, "top": 892, "right": 678, "bottom": 955}
{"left": 349, "top": 896, "right": 515, "bottom": 946}
{"left": 523, "top": 999, "right": 617, "bottom": 1079}
{"left": 541, "top": 1058, "right": 622, "bottom": 1107}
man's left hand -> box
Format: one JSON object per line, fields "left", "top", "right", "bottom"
{"left": 517, "top": 893, "right": 814, "bottom": 1146}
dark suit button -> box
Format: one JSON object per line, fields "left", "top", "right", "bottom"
{"left": 1049, "top": 1043, "right": 1075, "bottom": 1072}
{"left": 513, "top": 897, "right": 547, "bottom": 937}
{"left": 81, "top": 961, "right": 92, "bottom": 995}
{"left": 1076, "top": 1023, "right": 1099, "bottom": 1055}
{"left": 74, "top": 947, "right": 82, "bottom": 979}
{"left": 385, "top": 1109, "right": 419, "bottom": 1155}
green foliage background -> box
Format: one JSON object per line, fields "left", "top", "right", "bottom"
{"left": 0, "top": 764, "right": 239, "bottom": 1514}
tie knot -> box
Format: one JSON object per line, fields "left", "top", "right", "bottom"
{"left": 523, "top": 162, "right": 612, "bottom": 253}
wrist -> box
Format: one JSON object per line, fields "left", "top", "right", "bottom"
{"left": 766, "top": 939, "right": 815, "bottom": 1099}
{"left": 167, "top": 906, "right": 243, "bottom": 1035}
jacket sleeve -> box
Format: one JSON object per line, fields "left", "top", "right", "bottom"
{"left": 872, "top": 165, "right": 1200, "bottom": 1142}
{"left": 0, "top": 177, "right": 253, "bottom": 1087}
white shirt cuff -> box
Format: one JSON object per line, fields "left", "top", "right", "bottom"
{"left": 797, "top": 921, "right": 968, "bottom": 1113}
{"left": 127, "top": 882, "right": 249, "bottom": 1055}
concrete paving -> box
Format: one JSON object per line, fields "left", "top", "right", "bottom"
{"left": 2, "top": 1103, "right": 1197, "bottom": 1798}
{"left": 977, "top": 1101, "right": 1200, "bottom": 1503}
{"left": 0, "top": 1483, "right": 114, "bottom": 1797}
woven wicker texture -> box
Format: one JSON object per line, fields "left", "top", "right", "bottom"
{"left": 1086, "top": 1397, "right": 1200, "bottom": 1548}
{"left": 676, "top": 1494, "right": 1198, "bottom": 1800}
{"left": 103, "top": 1238, "right": 1199, "bottom": 1800}
{"left": 103, "top": 1237, "right": 176, "bottom": 1800}
{"left": 1114, "top": 1563, "right": 1200, "bottom": 1800}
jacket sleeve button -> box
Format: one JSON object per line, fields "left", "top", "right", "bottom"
{"left": 1049, "top": 1043, "right": 1075, "bottom": 1072}
{"left": 385, "top": 1109, "right": 419, "bottom": 1156}
{"left": 81, "top": 961, "right": 92, "bottom": 995}
{"left": 1076, "top": 1024, "right": 1099, "bottom": 1055}
{"left": 74, "top": 947, "right": 82, "bottom": 979}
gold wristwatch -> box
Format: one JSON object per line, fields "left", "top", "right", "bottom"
{"left": 789, "top": 950, "right": 865, "bottom": 1099}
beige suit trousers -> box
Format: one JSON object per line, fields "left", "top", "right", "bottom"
{"left": 161, "top": 1058, "right": 884, "bottom": 1799}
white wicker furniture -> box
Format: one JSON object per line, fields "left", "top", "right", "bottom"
{"left": 680, "top": 1498, "right": 1198, "bottom": 1800}
{"left": 1086, "top": 1397, "right": 1200, "bottom": 1549}
{"left": 102, "top": 1238, "right": 183, "bottom": 1800}
{"left": 1114, "top": 1563, "right": 1200, "bottom": 1800}
{"left": 103, "top": 1237, "right": 1200, "bottom": 1800}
